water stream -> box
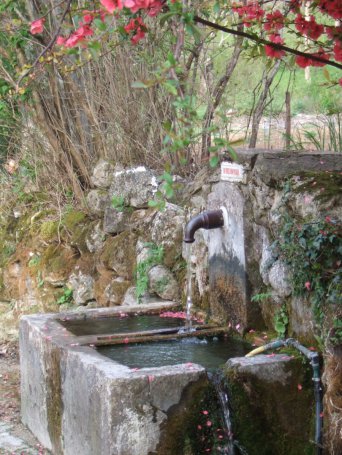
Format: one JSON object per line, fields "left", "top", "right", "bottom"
{"left": 209, "top": 371, "right": 235, "bottom": 455}
{"left": 184, "top": 242, "right": 193, "bottom": 332}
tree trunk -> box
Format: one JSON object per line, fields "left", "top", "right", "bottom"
{"left": 201, "top": 34, "right": 244, "bottom": 159}
{"left": 248, "top": 61, "right": 280, "bottom": 149}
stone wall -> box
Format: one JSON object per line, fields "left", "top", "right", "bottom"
{"left": 1, "top": 152, "right": 341, "bottom": 343}
{"left": 1, "top": 150, "right": 341, "bottom": 452}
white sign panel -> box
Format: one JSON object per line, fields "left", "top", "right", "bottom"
{"left": 220, "top": 161, "right": 246, "bottom": 183}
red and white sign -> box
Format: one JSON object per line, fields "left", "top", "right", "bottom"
{"left": 220, "top": 162, "right": 246, "bottom": 183}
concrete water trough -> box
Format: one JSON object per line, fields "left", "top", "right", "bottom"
{"left": 20, "top": 302, "right": 233, "bottom": 455}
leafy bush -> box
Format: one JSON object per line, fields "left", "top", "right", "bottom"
{"left": 275, "top": 215, "right": 341, "bottom": 342}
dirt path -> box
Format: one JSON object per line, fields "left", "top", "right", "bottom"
{"left": 0, "top": 342, "right": 49, "bottom": 455}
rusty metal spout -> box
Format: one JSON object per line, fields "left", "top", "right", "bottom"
{"left": 183, "top": 209, "right": 224, "bottom": 243}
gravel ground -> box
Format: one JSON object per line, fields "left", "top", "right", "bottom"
{"left": 0, "top": 342, "right": 49, "bottom": 455}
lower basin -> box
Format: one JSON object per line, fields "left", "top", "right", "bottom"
{"left": 19, "top": 302, "right": 247, "bottom": 455}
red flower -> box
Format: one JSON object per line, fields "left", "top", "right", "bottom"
{"left": 56, "top": 36, "right": 66, "bottom": 46}
{"left": 318, "top": 0, "right": 342, "bottom": 20}
{"left": 264, "top": 10, "right": 284, "bottom": 33}
{"left": 100, "top": 0, "right": 123, "bottom": 13}
{"left": 124, "top": 0, "right": 163, "bottom": 16}
{"left": 295, "top": 14, "right": 324, "bottom": 40}
{"left": 305, "top": 281, "right": 311, "bottom": 291}
{"left": 333, "top": 41, "right": 342, "bottom": 63}
{"left": 295, "top": 49, "right": 330, "bottom": 68}
{"left": 30, "top": 18, "right": 45, "bottom": 35}
{"left": 124, "top": 17, "right": 147, "bottom": 44}
{"left": 64, "top": 25, "right": 94, "bottom": 48}
{"left": 265, "top": 34, "right": 286, "bottom": 59}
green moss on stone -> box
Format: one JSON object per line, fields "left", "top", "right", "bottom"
{"left": 224, "top": 360, "right": 315, "bottom": 455}
{"left": 40, "top": 220, "right": 58, "bottom": 240}
{"left": 156, "top": 376, "right": 230, "bottom": 455}
{"left": 294, "top": 171, "right": 342, "bottom": 203}
{"left": 62, "top": 210, "right": 86, "bottom": 232}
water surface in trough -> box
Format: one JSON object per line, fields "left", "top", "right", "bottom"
{"left": 98, "top": 335, "right": 250, "bottom": 370}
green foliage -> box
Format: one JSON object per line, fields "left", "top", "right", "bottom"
{"left": 154, "top": 276, "right": 169, "bottom": 294}
{"left": 56, "top": 287, "right": 74, "bottom": 306}
{"left": 274, "top": 305, "right": 289, "bottom": 338}
{"left": 330, "top": 319, "right": 342, "bottom": 346}
{"left": 36, "top": 270, "right": 44, "bottom": 288}
{"left": 135, "top": 243, "right": 164, "bottom": 303}
{"left": 286, "top": 113, "right": 342, "bottom": 152}
{"left": 28, "top": 255, "right": 41, "bottom": 268}
{"left": 251, "top": 292, "right": 272, "bottom": 303}
{"left": 275, "top": 215, "right": 341, "bottom": 343}
{"left": 112, "top": 195, "right": 126, "bottom": 212}
{"left": 3, "top": 242, "right": 16, "bottom": 258}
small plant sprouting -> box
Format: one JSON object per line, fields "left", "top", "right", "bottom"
{"left": 112, "top": 195, "right": 126, "bottom": 212}
{"left": 37, "top": 271, "right": 44, "bottom": 288}
{"left": 251, "top": 292, "right": 272, "bottom": 303}
{"left": 56, "top": 287, "right": 74, "bottom": 306}
{"left": 135, "top": 243, "right": 164, "bottom": 303}
{"left": 274, "top": 305, "right": 289, "bottom": 339}
{"left": 28, "top": 255, "right": 41, "bottom": 268}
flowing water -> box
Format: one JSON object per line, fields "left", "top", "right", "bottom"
{"left": 184, "top": 242, "right": 194, "bottom": 332}
{"left": 209, "top": 371, "right": 235, "bottom": 455}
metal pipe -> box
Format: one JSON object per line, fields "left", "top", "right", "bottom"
{"left": 183, "top": 209, "right": 224, "bottom": 243}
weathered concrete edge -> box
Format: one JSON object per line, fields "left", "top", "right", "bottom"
{"left": 19, "top": 303, "right": 206, "bottom": 455}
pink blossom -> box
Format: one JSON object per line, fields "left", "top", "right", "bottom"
{"left": 100, "top": 0, "right": 123, "bottom": 13}
{"left": 56, "top": 36, "right": 66, "bottom": 46}
{"left": 305, "top": 281, "right": 311, "bottom": 291}
{"left": 30, "top": 18, "right": 45, "bottom": 35}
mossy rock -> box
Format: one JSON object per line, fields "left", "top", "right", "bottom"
{"left": 40, "top": 245, "right": 77, "bottom": 279}
{"left": 294, "top": 171, "right": 342, "bottom": 203}
{"left": 62, "top": 210, "right": 87, "bottom": 232}
{"left": 40, "top": 220, "right": 58, "bottom": 241}
{"left": 60, "top": 210, "right": 90, "bottom": 253}
{"left": 156, "top": 375, "right": 232, "bottom": 455}
{"left": 100, "top": 231, "right": 137, "bottom": 279}
{"left": 224, "top": 357, "right": 315, "bottom": 455}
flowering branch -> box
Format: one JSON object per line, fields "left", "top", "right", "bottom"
{"left": 194, "top": 15, "right": 342, "bottom": 71}
{"left": 16, "top": 0, "right": 73, "bottom": 89}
